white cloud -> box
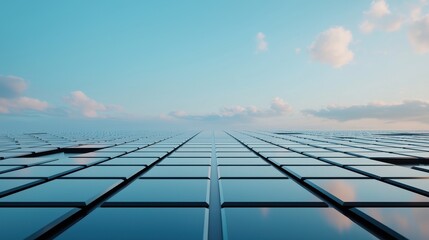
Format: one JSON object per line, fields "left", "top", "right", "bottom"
{"left": 65, "top": 91, "right": 123, "bottom": 118}
{"left": 359, "top": 0, "right": 405, "bottom": 33}
{"left": 0, "top": 75, "right": 49, "bottom": 114}
{"left": 170, "top": 97, "right": 291, "bottom": 121}
{"left": 256, "top": 32, "right": 268, "bottom": 52}
{"left": 309, "top": 27, "right": 354, "bottom": 68}
{"left": 0, "top": 97, "right": 49, "bottom": 113}
{"left": 295, "top": 48, "right": 302, "bottom": 54}
{"left": 303, "top": 100, "right": 429, "bottom": 123}
{"left": 0, "top": 76, "right": 27, "bottom": 98}
{"left": 359, "top": 20, "right": 376, "bottom": 34}
{"left": 408, "top": 14, "right": 429, "bottom": 54}
{"left": 271, "top": 97, "right": 292, "bottom": 113}
{"left": 384, "top": 16, "right": 403, "bottom": 32}
{"left": 366, "top": 0, "right": 391, "bottom": 18}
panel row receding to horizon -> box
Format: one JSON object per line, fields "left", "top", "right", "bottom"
{"left": 1, "top": 130, "right": 429, "bottom": 239}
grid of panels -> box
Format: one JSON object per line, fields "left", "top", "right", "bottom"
{"left": 1, "top": 131, "right": 429, "bottom": 239}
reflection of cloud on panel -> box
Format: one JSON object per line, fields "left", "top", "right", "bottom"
{"left": 392, "top": 213, "right": 410, "bottom": 233}
{"left": 412, "top": 195, "right": 429, "bottom": 238}
{"left": 322, "top": 181, "right": 356, "bottom": 232}
{"left": 322, "top": 208, "right": 353, "bottom": 232}
{"left": 259, "top": 208, "right": 270, "bottom": 218}
{"left": 325, "top": 180, "right": 356, "bottom": 202}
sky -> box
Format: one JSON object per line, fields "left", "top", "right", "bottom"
{"left": 1, "top": 0, "right": 429, "bottom": 131}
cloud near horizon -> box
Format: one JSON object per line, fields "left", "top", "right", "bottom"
{"left": 170, "top": 97, "right": 291, "bottom": 121}
{"left": 303, "top": 100, "right": 429, "bottom": 124}
{"left": 0, "top": 76, "right": 49, "bottom": 114}
{"left": 309, "top": 27, "right": 354, "bottom": 68}
{"left": 65, "top": 91, "right": 123, "bottom": 118}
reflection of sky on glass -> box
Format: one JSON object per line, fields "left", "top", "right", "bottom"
{"left": 354, "top": 207, "right": 429, "bottom": 239}
{"left": 222, "top": 208, "right": 376, "bottom": 239}
{"left": 307, "top": 179, "right": 429, "bottom": 206}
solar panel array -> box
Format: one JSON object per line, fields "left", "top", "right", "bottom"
{"left": 1, "top": 131, "right": 429, "bottom": 239}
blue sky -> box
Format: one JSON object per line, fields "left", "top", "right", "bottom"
{"left": 1, "top": 0, "right": 429, "bottom": 130}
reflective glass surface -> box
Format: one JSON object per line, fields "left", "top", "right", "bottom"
{"left": 99, "top": 157, "right": 158, "bottom": 166}
{"left": 321, "top": 158, "right": 391, "bottom": 166}
{"left": 348, "top": 165, "right": 429, "bottom": 179}
{"left": 57, "top": 208, "right": 208, "bottom": 240}
{"left": 413, "top": 165, "right": 429, "bottom": 173}
{"left": 218, "top": 166, "right": 287, "bottom": 179}
{"left": 306, "top": 179, "right": 429, "bottom": 206}
{"left": 303, "top": 151, "right": 355, "bottom": 158}
{"left": 62, "top": 166, "right": 145, "bottom": 179}
{"left": 169, "top": 152, "right": 212, "bottom": 158}
{"left": 0, "top": 208, "right": 78, "bottom": 239}
{"left": 122, "top": 151, "right": 166, "bottom": 158}
{"left": 216, "top": 152, "right": 256, "bottom": 158}
{"left": 220, "top": 179, "right": 325, "bottom": 207}
{"left": 0, "top": 165, "right": 22, "bottom": 174}
{"left": 105, "top": 179, "right": 209, "bottom": 207}
{"left": 0, "top": 179, "right": 122, "bottom": 206}
{"left": 282, "top": 166, "right": 367, "bottom": 179}
{"left": 0, "top": 179, "right": 43, "bottom": 196}
{"left": 72, "top": 152, "right": 124, "bottom": 158}
{"left": 0, "top": 157, "right": 58, "bottom": 166}
{"left": 259, "top": 152, "right": 305, "bottom": 158}
{"left": 217, "top": 158, "right": 269, "bottom": 166}
{"left": 352, "top": 207, "right": 429, "bottom": 239}
{"left": 0, "top": 166, "right": 82, "bottom": 179}
{"left": 43, "top": 158, "right": 108, "bottom": 166}
{"left": 159, "top": 157, "right": 211, "bottom": 165}
{"left": 222, "top": 208, "right": 376, "bottom": 239}
{"left": 140, "top": 166, "right": 210, "bottom": 179}
{"left": 270, "top": 157, "right": 329, "bottom": 166}
{"left": 388, "top": 179, "right": 429, "bottom": 196}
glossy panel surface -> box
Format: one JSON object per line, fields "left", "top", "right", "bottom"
{"left": 0, "top": 179, "right": 122, "bottom": 206}
{"left": 0, "top": 166, "right": 82, "bottom": 179}
{"left": 105, "top": 179, "right": 209, "bottom": 207}
{"left": 306, "top": 179, "right": 429, "bottom": 206}
{"left": 141, "top": 166, "right": 210, "bottom": 179}
{"left": 57, "top": 208, "right": 208, "bottom": 240}
{"left": 0, "top": 208, "right": 78, "bottom": 239}
{"left": 348, "top": 165, "right": 429, "bottom": 179}
{"left": 62, "top": 166, "right": 144, "bottom": 179}
{"left": 283, "top": 166, "right": 367, "bottom": 179}
{"left": 218, "top": 166, "right": 287, "bottom": 179}
{"left": 352, "top": 207, "right": 429, "bottom": 239}
{"left": 222, "top": 208, "right": 376, "bottom": 240}
{"left": 220, "top": 179, "right": 325, "bottom": 207}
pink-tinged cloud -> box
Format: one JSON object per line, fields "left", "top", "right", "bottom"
{"left": 0, "top": 76, "right": 27, "bottom": 98}
{"left": 170, "top": 97, "right": 292, "bottom": 121}
{"left": 309, "top": 27, "right": 354, "bottom": 68}
{"left": 365, "top": 0, "right": 391, "bottom": 18}
{"left": 304, "top": 100, "right": 429, "bottom": 124}
{"left": 0, "top": 97, "right": 49, "bottom": 113}
{"left": 409, "top": 14, "right": 429, "bottom": 54}
{"left": 66, "top": 91, "right": 110, "bottom": 118}
{"left": 359, "top": 0, "right": 403, "bottom": 34}
{"left": 0, "top": 75, "right": 49, "bottom": 114}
